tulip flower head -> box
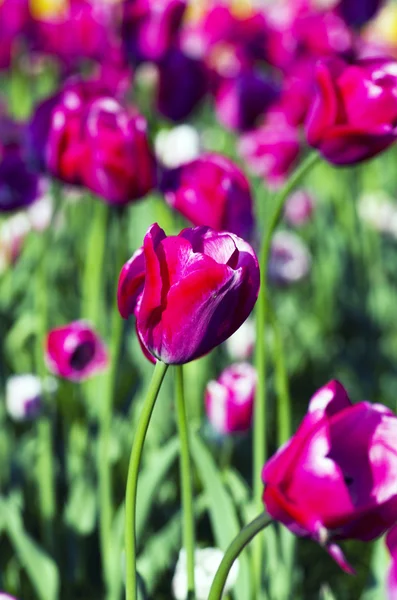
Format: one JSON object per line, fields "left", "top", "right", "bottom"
{"left": 45, "top": 321, "right": 108, "bottom": 381}
{"left": 306, "top": 57, "right": 397, "bottom": 165}
{"left": 118, "top": 223, "right": 260, "bottom": 365}
{"left": 262, "top": 380, "right": 397, "bottom": 573}
{"left": 284, "top": 189, "right": 315, "bottom": 227}
{"left": 161, "top": 153, "right": 254, "bottom": 240}
{"left": 205, "top": 362, "right": 256, "bottom": 434}
{"left": 5, "top": 374, "right": 57, "bottom": 421}
{"left": 0, "top": 593, "right": 18, "bottom": 600}
{"left": 268, "top": 231, "right": 311, "bottom": 285}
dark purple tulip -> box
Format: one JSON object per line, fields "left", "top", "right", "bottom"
{"left": 337, "top": 0, "right": 385, "bottom": 27}
{"left": 122, "top": 0, "right": 187, "bottom": 64}
{"left": 0, "top": 116, "right": 40, "bottom": 213}
{"left": 157, "top": 49, "right": 208, "bottom": 122}
{"left": 45, "top": 321, "right": 108, "bottom": 382}
{"left": 118, "top": 223, "right": 260, "bottom": 365}
{"left": 160, "top": 153, "right": 254, "bottom": 240}
{"left": 214, "top": 70, "right": 280, "bottom": 131}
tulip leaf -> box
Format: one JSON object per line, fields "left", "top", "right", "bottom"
{"left": 1, "top": 496, "right": 59, "bottom": 600}
{"left": 136, "top": 436, "right": 180, "bottom": 544}
{"left": 64, "top": 476, "right": 97, "bottom": 535}
{"left": 190, "top": 432, "right": 252, "bottom": 600}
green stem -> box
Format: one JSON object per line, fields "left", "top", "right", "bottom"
{"left": 253, "top": 152, "right": 320, "bottom": 596}
{"left": 269, "top": 303, "right": 291, "bottom": 446}
{"left": 82, "top": 199, "right": 108, "bottom": 329}
{"left": 208, "top": 513, "right": 272, "bottom": 600}
{"left": 125, "top": 360, "right": 169, "bottom": 600}
{"left": 98, "top": 210, "right": 126, "bottom": 598}
{"left": 175, "top": 365, "right": 196, "bottom": 599}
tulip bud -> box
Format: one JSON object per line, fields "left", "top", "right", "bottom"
{"left": 45, "top": 321, "right": 108, "bottom": 381}
{"left": 160, "top": 153, "right": 254, "bottom": 240}
{"left": 205, "top": 363, "right": 256, "bottom": 434}
{"left": 118, "top": 223, "right": 260, "bottom": 365}
{"left": 263, "top": 380, "right": 397, "bottom": 573}
{"left": 306, "top": 57, "right": 397, "bottom": 165}
{"left": 172, "top": 548, "right": 239, "bottom": 600}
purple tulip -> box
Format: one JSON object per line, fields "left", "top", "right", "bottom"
{"left": 205, "top": 363, "right": 256, "bottom": 434}
{"left": 30, "top": 82, "right": 156, "bottom": 204}
{"left": 160, "top": 153, "right": 254, "bottom": 240}
{"left": 263, "top": 380, "right": 397, "bottom": 573}
{"left": 122, "top": 0, "right": 187, "bottom": 64}
{"left": 0, "top": 116, "right": 40, "bottom": 213}
{"left": 337, "top": 0, "right": 385, "bottom": 27}
{"left": 79, "top": 97, "right": 156, "bottom": 205}
{"left": 117, "top": 223, "right": 260, "bottom": 365}
{"left": 306, "top": 57, "right": 397, "bottom": 165}
{"left": 45, "top": 321, "right": 108, "bottom": 382}
{"left": 238, "top": 115, "right": 300, "bottom": 189}
{"left": 214, "top": 70, "right": 280, "bottom": 132}
{"left": 156, "top": 48, "right": 208, "bottom": 122}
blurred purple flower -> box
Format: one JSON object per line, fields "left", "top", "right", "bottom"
{"left": 268, "top": 231, "right": 311, "bottom": 285}
{"left": 337, "top": 0, "right": 385, "bottom": 27}
{"left": 238, "top": 115, "right": 300, "bottom": 189}
{"left": 284, "top": 189, "right": 315, "bottom": 227}
{"left": 214, "top": 70, "right": 280, "bottom": 132}
{"left": 45, "top": 320, "right": 108, "bottom": 382}
{"left": 160, "top": 153, "right": 254, "bottom": 240}
{"left": 157, "top": 48, "right": 208, "bottom": 121}
{"left": 205, "top": 363, "right": 256, "bottom": 435}
{"left": 122, "top": 0, "right": 187, "bottom": 64}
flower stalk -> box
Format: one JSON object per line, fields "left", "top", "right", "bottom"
{"left": 125, "top": 360, "right": 169, "bottom": 600}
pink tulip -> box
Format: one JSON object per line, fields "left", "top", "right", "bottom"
{"left": 205, "top": 363, "right": 256, "bottom": 434}
{"left": 262, "top": 380, "right": 397, "bottom": 573}
{"left": 118, "top": 223, "right": 260, "bottom": 365}
{"left": 45, "top": 321, "right": 108, "bottom": 382}
{"left": 161, "top": 153, "right": 254, "bottom": 240}
{"left": 306, "top": 57, "right": 397, "bottom": 164}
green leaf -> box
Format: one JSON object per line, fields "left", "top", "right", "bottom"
{"left": 136, "top": 436, "right": 179, "bottom": 543}
{"left": 64, "top": 476, "right": 97, "bottom": 535}
{"left": 190, "top": 432, "right": 252, "bottom": 600}
{"left": 1, "top": 496, "right": 59, "bottom": 600}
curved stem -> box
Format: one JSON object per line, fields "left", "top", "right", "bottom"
{"left": 253, "top": 152, "right": 321, "bottom": 595}
{"left": 208, "top": 513, "right": 272, "bottom": 600}
{"left": 125, "top": 360, "right": 169, "bottom": 600}
{"left": 175, "top": 365, "right": 196, "bottom": 599}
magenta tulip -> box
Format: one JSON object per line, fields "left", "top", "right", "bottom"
{"left": 80, "top": 98, "right": 156, "bottom": 205}
{"left": 45, "top": 321, "right": 108, "bottom": 381}
{"left": 262, "top": 380, "right": 397, "bottom": 573}
{"left": 118, "top": 223, "right": 260, "bottom": 365}
{"left": 161, "top": 153, "right": 254, "bottom": 240}
{"left": 306, "top": 57, "right": 397, "bottom": 164}
{"left": 205, "top": 363, "right": 256, "bottom": 434}
{"left": 122, "top": 0, "right": 187, "bottom": 65}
